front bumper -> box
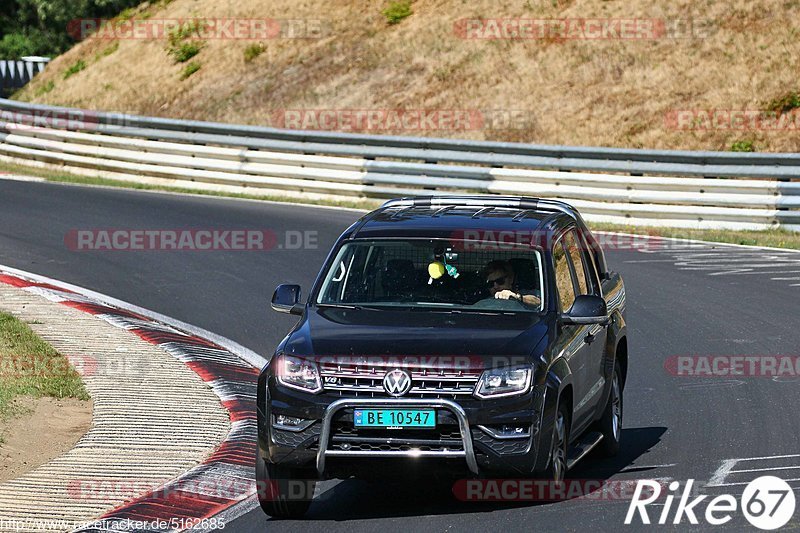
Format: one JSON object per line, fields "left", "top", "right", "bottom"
{"left": 317, "top": 398, "right": 479, "bottom": 475}
{"left": 259, "top": 372, "right": 551, "bottom": 477}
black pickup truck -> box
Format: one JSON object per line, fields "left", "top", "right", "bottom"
{"left": 257, "top": 196, "right": 628, "bottom": 518}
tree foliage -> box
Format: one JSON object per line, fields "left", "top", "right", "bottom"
{"left": 0, "top": 0, "right": 141, "bottom": 58}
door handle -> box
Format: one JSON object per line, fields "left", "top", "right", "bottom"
{"left": 584, "top": 333, "right": 596, "bottom": 344}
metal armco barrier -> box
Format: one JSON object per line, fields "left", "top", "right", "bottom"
{"left": 1, "top": 98, "right": 799, "bottom": 231}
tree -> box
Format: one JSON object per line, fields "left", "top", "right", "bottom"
{"left": 0, "top": 0, "right": 141, "bottom": 58}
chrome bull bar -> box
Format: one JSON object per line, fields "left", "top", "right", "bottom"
{"left": 316, "top": 398, "right": 480, "bottom": 476}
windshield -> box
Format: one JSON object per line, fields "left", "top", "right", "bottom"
{"left": 316, "top": 239, "right": 544, "bottom": 313}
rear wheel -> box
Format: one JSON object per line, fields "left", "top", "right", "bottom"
{"left": 256, "top": 453, "right": 317, "bottom": 519}
{"left": 597, "top": 361, "right": 623, "bottom": 457}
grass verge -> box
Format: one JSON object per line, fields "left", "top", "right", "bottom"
{"left": 0, "top": 311, "right": 89, "bottom": 444}
{"left": 588, "top": 223, "right": 800, "bottom": 250}
{"left": 1, "top": 159, "right": 799, "bottom": 250}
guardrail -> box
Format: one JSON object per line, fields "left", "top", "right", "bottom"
{"left": 1, "top": 98, "right": 799, "bottom": 231}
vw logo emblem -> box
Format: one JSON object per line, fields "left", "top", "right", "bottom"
{"left": 382, "top": 369, "right": 412, "bottom": 397}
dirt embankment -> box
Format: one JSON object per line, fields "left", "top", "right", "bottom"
{"left": 13, "top": 0, "right": 800, "bottom": 152}
{"left": 0, "top": 396, "right": 92, "bottom": 483}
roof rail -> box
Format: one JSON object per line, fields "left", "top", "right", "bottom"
{"left": 380, "top": 196, "right": 582, "bottom": 221}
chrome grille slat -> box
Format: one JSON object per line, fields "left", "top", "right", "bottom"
{"left": 332, "top": 436, "right": 464, "bottom": 448}
{"left": 326, "top": 384, "right": 384, "bottom": 393}
{"left": 321, "top": 372, "right": 477, "bottom": 382}
{"left": 320, "top": 363, "right": 480, "bottom": 397}
{"left": 412, "top": 387, "right": 473, "bottom": 395}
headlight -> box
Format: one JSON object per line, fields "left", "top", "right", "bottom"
{"left": 474, "top": 366, "right": 532, "bottom": 398}
{"left": 275, "top": 354, "right": 322, "bottom": 393}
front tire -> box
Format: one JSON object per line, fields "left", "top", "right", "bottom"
{"left": 256, "top": 453, "right": 317, "bottom": 519}
{"left": 544, "top": 401, "right": 569, "bottom": 483}
{"left": 597, "top": 361, "right": 623, "bottom": 457}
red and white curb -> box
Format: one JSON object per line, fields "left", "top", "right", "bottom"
{"left": 0, "top": 265, "right": 267, "bottom": 531}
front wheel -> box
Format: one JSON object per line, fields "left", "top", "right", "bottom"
{"left": 597, "top": 361, "right": 623, "bottom": 457}
{"left": 256, "top": 453, "right": 317, "bottom": 519}
{"left": 544, "top": 401, "right": 569, "bottom": 483}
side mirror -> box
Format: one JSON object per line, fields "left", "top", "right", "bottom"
{"left": 561, "top": 295, "right": 610, "bottom": 326}
{"left": 271, "top": 284, "right": 304, "bottom": 315}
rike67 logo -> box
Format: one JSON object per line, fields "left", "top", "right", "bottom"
{"left": 626, "top": 477, "right": 796, "bottom": 530}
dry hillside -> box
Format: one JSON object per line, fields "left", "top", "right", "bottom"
{"left": 13, "top": 0, "right": 800, "bottom": 151}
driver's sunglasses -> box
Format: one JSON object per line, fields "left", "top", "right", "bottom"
{"left": 486, "top": 276, "right": 507, "bottom": 287}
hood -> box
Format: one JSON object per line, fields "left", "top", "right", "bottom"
{"left": 282, "top": 307, "right": 550, "bottom": 363}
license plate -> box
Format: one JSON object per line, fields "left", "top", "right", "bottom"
{"left": 353, "top": 409, "right": 436, "bottom": 429}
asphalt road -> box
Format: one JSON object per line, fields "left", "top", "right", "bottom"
{"left": 1, "top": 179, "right": 799, "bottom": 532}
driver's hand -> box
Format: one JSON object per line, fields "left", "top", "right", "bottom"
{"left": 494, "top": 290, "right": 518, "bottom": 300}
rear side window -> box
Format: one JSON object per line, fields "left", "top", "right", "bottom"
{"left": 553, "top": 238, "right": 576, "bottom": 312}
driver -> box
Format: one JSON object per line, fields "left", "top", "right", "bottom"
{"left": 484, "top": 260, "right": 541, "bottom": 307}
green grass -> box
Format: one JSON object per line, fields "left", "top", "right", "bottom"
{"left": 167, "top": 20, "right": 207, "bottom": 45}
{"left": 95, "top": 42, "right": 120, "bottom": 61}
{"left": 765, "top": 91, "right": 800, "bottom": 115}
{"left": 170, "top": 42, "right": 202, "bottom": 63}
{"left": 730, "top": 139, "right": 756, "bottom": 152}
{"left": 382, "top": 1, "right": 413, "bottom": 25}
{"left": 244, "top": 43, "right": 266, "bottom": 62}
{"left": 0, "top": 312, "right": 89, "bottom": 443}
{"left": 117, "top": 7, "right": 137, "bottom": 22}
{"left": 180, "top": 61, "right": 202, "bottom": 79}
{"left": 62, "top": 60, "right": 87, "bottom": 80}
{"left": 2, "top": 159, "right": 800, "bottom": 249}
{"left": 167, "top": 20, "right": 206, "bottom": 65}
{"left": 33, "top": 80, "right": 55, "bottom": 97}
{"left": 588, "top": 223, "right": 800, "bottom": 250}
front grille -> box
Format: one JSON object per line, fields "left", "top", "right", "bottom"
{"left": 319, "top": 362, "right": 481, "bottom": 399}
{"left": 330, "top": 441, "right": 459, "bottom": 452}
{"left": 328, "top": 420, "right": 465, "bottom": 452}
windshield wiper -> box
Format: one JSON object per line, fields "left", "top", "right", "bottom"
{"left": 317, "top": 303, "right": 394, "bottom": 311}
{"left": 317, "top": 303, "right": 364, "bottom": 310}
{"left": 440, "top": 308, "right": 521, "bottom": 315}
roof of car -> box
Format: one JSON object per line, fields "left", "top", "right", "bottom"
{"left": 346, "top": 196, "right": 582, "bottom": 241}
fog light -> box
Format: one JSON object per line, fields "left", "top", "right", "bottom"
{"left": 273, "top": 414, "right": 314, "bottom": 432}
{"left": 478, "top": 424, "right": 531, "bottom": 439}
